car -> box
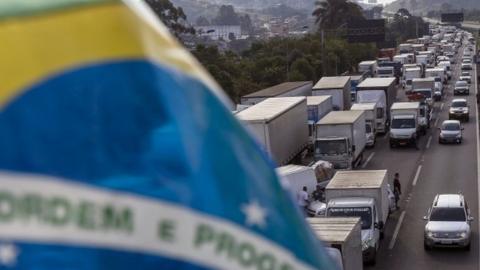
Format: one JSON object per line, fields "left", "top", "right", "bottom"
{"left": 424, "top": 194, "right": 473, "bottom": 250}
{"left": 438, "top": 120, "right": 463, "bottom": 144}
{"left": 433, "top": 82, "right": 443, "bottom": 101}
{"left": 459, "top": 74, "right": 472, "bottom": 84}
{"left": 462, "top": 58, "right": 472, "bottom": 64}
{"left": 461, "top": 63, "right": 473, "bottom": 71}
{"left": 449, "top": 98, "right": 469, "bottom": 121}
{"left": 454, "top": 80, "right": 469, "bottom": 95}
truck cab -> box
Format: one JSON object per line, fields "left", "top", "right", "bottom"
{"left": 315, "top": 137, "right": 352, "bottom": 169}
{"left": 389, "top": 102, "right": 421, "bottom": 149}
{"left": 326, "top": 197, "right": 383, "bottom": 264}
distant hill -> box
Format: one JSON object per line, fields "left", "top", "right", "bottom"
{"left": 385, "top": 0, "right": 480, "bottom": 14}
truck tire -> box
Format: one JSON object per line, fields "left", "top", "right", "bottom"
{"left": 369, "top": 249, "right": 377, "bottom": 265}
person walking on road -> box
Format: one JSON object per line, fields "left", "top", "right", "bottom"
{"left": 297, "top": 186, "right": 309, "bottom": 215}
{"left": 393, "top": 173, "right": 402, "bottom": 209}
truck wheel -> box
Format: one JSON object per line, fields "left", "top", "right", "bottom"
{"left": 369, "top": 249, "right": 377, "bottom": 265}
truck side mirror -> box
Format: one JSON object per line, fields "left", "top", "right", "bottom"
{"left": 352, "top": 145, "right": 356, "bottom": 152}
{"left": 423, "top": 216, "right": 428, "bottom": 220}
{"left": 468, "top": 216, "right": 474, "bottom": 221}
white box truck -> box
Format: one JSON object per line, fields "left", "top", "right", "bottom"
{"left": 240, "top": 81, "right": 312, "bottom": 105}
{"left": 425, "top": 67, "right": 447, "bottom": 84}
{"left": 312, "top": 76, "right": 351, "bottom": 111}
{"left": 351, "top": 103, "right": 378, "bottom": 147}
{"left": 412, "top": 77, "right": 435, "bottom": 107}
{"left": 358, "top": 60, "right": 378, "bottom": 77}
{"left": 356, "top": 77, "right": 396, "bottom": 134}
{"left": 276, "top": 165, "right": 317, "bottom": 199}
{"left": 236, "top": 97, "right": 308, "bottom": 165}
{"left": 403, "top": 67, "right": 422, "bottom": 92}
{"left": 325, "top": 170, "right": 389, "bottom": 264}
{"left": 308, "top": 217, "right": 363, "bottom": 270}
{"left": 307, "top": 96, "right": 333, "bottom": 147}
{"left": 315, "top": 111, "right": 366, "bottom": 169}
{"left": 389, "top": 102, "right": 421, "bottom": 149}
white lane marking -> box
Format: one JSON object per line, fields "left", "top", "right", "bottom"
{"left": 412, "top": 165, "right": 423, "bottom": 186}
{"left": 426, "top": 135, "right": 432, "bottom": 149}
{"left": 440, "top": 103, "right": 444, "bottom": 111}
{"left": 473, "top": 47, "right": 480, "bottom": 266}
{"left": 434, "top": 117, "right": 440, "bottom": 127}
{"left": 389, "top": 210, "right": 406, "bottom": 250}
{"left": 361, "top": 152, "right": 375, "bottom": 169}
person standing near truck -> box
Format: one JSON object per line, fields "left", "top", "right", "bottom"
{"left": 393, "top": 173, "right": 402, "bottom": 209}
{"left": 297, "top": 186, "right": 309, "bottom": 214}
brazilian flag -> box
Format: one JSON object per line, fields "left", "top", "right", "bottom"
{"left": 0, "top": 0, "right": 335, "bottom": 269}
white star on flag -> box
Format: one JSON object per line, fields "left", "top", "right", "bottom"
{"left": 241, "top": 200, "right": 267, "bottom": 228}
{"left": 0, "top": 243, "right": 19, "bottom": 267}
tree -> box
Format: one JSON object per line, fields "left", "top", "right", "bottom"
{"left": 212, "top": 5, "right": 240, "bottom": 25}
{"left": 312, "top": 0, "right": 365, "bottom": 30}
{"left": 195, "top": 16, "right": 210, "bottom": 26}
{"left": 409, "top": 0, "right": 417, "bottom": 14}
{"left": 144, "top": 0, "right": 195, "bottom": 36}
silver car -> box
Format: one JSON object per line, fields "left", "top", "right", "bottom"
{"left": 424, "top": 194, "right": 473, "bottom": 250}
{"left": 438, "top": 120, "right": 463, "bottom": 144}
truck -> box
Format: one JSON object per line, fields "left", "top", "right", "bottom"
{"left": 358, "top": 61, "right": 378, "bottom": 77}
{"left": 276, "top": 165, "right": 317, "bottom": 199}
{"left": 308, "top": 217, "right": 363, "bottom": 270}
{"left": 349, "top": 73, "right": 367, "bottom": 102}
{"left": 315, "top": 111, "right": 366, "bottom": 169}
{"left": 307, "top": 96, "right": 333, "bottom": 147}
{"left": 375, "top": 66, "right": 394, "bottom": 78}
{"left": 412, "top": 78, "right": 435, "bottom": 107}
{"left": 356, "top": 77, "right": 396, "bottom": 134}
{"left": 240, "top": 81, "right": 312, "bottom": 105}
{"left": 236, "top": 97, "right": 308, "bottom": 165}
{"left": 425, "top": 67, "right": 447, "bottom": 84}
{"left": 351, "top": 103, "right": 378, "bottom": 147}
{"left": 398, "top": 43, "right": 413, "bottom": 54}
{"left": 325, "top": 170, "right": 390, "bottom": 265}
{"left": 403, "top": 67, "right": 422, "bottom": 92}
{"left": 312, "top": 76, "right": 351, "bottom": 111}
{"left": 389, "top": 102, "right": 421, "bottom": 149}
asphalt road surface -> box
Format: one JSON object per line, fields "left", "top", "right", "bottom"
{"left": 363, "top": 42, "right": 479, "bottom": 270}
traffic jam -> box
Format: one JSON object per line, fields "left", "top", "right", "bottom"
{"left": 234, "top": 24, "right": 479, "bottom": 269}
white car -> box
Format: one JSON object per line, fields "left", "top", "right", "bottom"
{"left": 424, "top": 194, "right": 473, "bottom": 250}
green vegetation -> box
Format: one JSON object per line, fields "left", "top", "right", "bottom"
{"left": 193, "top": 36, "right": 376, "bottom": 103}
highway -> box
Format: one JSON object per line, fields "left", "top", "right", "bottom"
{"left": 363, "top": 42, "right": 479, "bottom": 269}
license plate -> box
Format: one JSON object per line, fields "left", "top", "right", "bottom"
{"left": 441, "top": 240, "right": 452, "bottom": 244}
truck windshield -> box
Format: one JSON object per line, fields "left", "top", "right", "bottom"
{"left": 378, "top": 69, "right": 392, "bottom": 75}
{"left": 328, "top": 207, "right": 372, "bottom": 230}
{"left": 429, "top": 207, "right": 466, "bottom": 222}
{"left": 315, "top": 140, "right": 347, "bottom": 155}
{"left": 391, "top": 118, "right": 415, "bottom": 129}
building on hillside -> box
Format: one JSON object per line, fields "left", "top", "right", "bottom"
{"left": 194, "top": 25, "right": 242, "bottom": 41}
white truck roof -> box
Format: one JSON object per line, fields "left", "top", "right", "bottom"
{"left": 276, "top": 164, "right": 311, "bottom": 175}
{"left": 426, "top": 68, "right": 445, "bottom": 72}
{"left": 317, "top": 110, "right": 364, "bottom": 125}
{"left": 327, "top": 170, "right": 387, "bottom": 189}
{"left": 350, "top": 103, "right": 376, "bottom": 111}
{"left": 236, "top": 97, "right": 306, "bottom": 123}
{"left": 307, "top": 95, "right": 331, "bottom": 106}
{"left": 307, "top": 217, "right": 361, "bottom": 244}
{"left": 357, "top": 77, "right": 395, "bottom": 88}
{"left": 313, "top": 76, "right": 350, "bottom": 89}
{"left": 391, "top": 102, "right": 420, "bottom": 110}
{"left": 359, "top": 60, "right": 377, "bottom": 65}
{"left": 412, "top": 78, "right": 434, "bottom": 83}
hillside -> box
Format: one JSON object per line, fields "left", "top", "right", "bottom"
{"left": 385, "top": 0, "right": 480, "bottom": 14}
